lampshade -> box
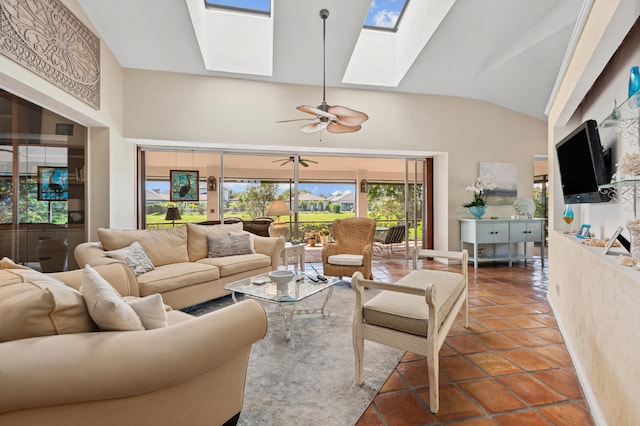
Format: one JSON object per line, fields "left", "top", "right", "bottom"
{"left": 266, "top": 200, "right": 292, "bottom": 218}
{"left": 165, "top": 207, "right": 182, "bottom": 221}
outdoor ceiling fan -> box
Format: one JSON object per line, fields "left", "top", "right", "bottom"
{"left": 272, "top": 156, "right": 318, "bottom": 167}
{"left": 278, "top": 9, "right": 368, "bottom": 134}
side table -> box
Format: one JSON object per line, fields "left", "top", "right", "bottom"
{"left": 281, "top": 242, "right": 305, "bottom": 272}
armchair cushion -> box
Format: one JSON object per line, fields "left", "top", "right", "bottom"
{"left": 80, "top": 265, "right": 144, "bottom": 331}
{"left": 0, "top": 271, "right": 98, "bottom": 342}
{"left": 104, "top": 241, "right": 155, "bottom": 276}
{"left": 328, "top": 254, "right": 364, "bottom": 266}
{"left": 363, "top": 270, "right": 465, "bottom": 336}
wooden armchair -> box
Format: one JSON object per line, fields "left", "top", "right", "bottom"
{"left": 321, "top": 217, "right": 376, "bottom": 280}
{"left": 352, "top": 249, "right": 469, "bottom": 413}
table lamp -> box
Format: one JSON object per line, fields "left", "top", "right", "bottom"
{"left": 266, "top": 199, "right": 292, "bottom": 239}
{"left": 165, "top": 206, "right": 181, "bottom": 227}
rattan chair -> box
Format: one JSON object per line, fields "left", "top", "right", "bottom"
{"left": 321, "top": 217, "right": 376, "bottom": 280}
{"left": 352, "top": 249, "right": 469, "bottom": 413}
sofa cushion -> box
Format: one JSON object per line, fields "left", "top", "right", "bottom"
{"left": 105, "top": 241, "right": 155, "bottom": 276}
{"left": 197, "top": 253, "right": 271, "bottom": 277}
{"left": 0, "top": 270, "right": 98, "bottom": 342}
{"left": 207, "top": 233, "right": 253, "bottom": 258}
{"left": 137, "top": 262, "right": 221, "bottom": 296}
{"left": 186, "top": 222, "right": 243, "bottom": 261}
{"left": 98, "top": 226, "right": 189, "bottom": 266}
{"left": 80, "top": 265, "right": 145, "bottom": 331}
{"left": 126, "top": 294, "right": 168, "bottom": 329}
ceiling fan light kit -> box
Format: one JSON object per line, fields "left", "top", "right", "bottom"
{"left": 279, "top": 9, "right": 368, "bottom": 135}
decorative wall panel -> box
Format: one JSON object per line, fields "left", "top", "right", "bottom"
{"left": 0, "top": 0, "right": 100, "bottom": 109}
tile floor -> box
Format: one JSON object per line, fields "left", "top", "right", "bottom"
{"left": 305, "top": 246, "right": 594, "bottom": 425}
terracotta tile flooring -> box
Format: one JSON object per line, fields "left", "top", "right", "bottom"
{"left": 304, "top": 246, "right": 594, "bottom": 425}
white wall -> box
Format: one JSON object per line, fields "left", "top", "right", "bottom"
{"left": 0, "top": 0, "right": 130, "bottom": 239}
{"left": 123, "top": 69, "right": 547, "bottom": 249}
{"left": 547, "top": 1, "right": 640, "bottom": 424}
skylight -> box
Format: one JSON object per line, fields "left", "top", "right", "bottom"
{"left": 204, "top": 0, "right": 270, "bottom": 15}
{"left": 364, "top": 0, "right": 409, "bottom": 31}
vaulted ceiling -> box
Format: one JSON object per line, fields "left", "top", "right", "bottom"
{"left": 77, "top": 0, "right": 585, "bottom": 121}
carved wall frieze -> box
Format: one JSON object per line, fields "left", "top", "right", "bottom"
{"left": 0, "top": 0, "right": 100, "bottom": 109}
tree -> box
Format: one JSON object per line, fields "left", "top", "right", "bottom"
{"left": 238, "top": 183, "right": 280, "bottom": 217}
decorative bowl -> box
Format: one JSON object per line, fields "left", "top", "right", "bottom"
{"left": 269, "top": 270, "right": 295, "bottom": 289}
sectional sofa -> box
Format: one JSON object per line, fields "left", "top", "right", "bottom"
{"left": 74, "top": 222, "right": 285, "bottom": 309}
{"left": 0, "top": 259, "right": 267, "bottom": 426}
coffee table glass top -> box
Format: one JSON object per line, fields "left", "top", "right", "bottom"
{"left": 224, "top": 273, "right": 339, "bottom": 303}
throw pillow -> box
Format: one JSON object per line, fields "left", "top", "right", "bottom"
{"left": 105, "top": 241, "right": 155, "bottom": 276}
{"left": 231, "top": 231, "right": 256, "bottom": 253}
{"left": 126, "top": 294, "right": 168, "bottom": 329}
{"left": 186, "top": 222, "right": 244, "bottom": 261}
{"left": 0, "top": 278, "right": 98, "bottom": 342}
{"left": 80, "top": 265, "right": 144, "bottom": 331}
{"left": 208, "top": 233, "right": 253, "bottom": 258}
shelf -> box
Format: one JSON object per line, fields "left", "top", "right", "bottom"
{"left": 600, "top": 89, "right": 640, "bottom": 127}
{"left": 599, "top": 179, "right": 640, "bottom": 218}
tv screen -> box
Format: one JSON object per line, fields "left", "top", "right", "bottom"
{"left": 555, "top": 119, "right": 611, "bottom": 204}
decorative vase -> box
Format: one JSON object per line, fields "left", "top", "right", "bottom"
{"left": 629, "top": 66, "right": 640, "bottom": 107}
{"left": 562, "top": 205, "right": 574, "bottom": 233}
{"left": 308, "top": 238, "right": 317, "bottom": 247}
{"left": 627, "top": 220, "right": 640, "bottom": 263}
{"left": 320, "top": 234, "right": 329, "bottom": 246}
{"left": 468, "top": 205, "right": 487, "bottom": 219}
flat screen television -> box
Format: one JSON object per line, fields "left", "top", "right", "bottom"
{"left": 555, "top": 119, "right": 612, "bottom": 204}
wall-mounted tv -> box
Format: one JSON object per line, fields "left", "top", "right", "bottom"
{"left": 555, "top": 119, "right": 612, "bottom": 204}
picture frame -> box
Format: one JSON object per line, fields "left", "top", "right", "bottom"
{"left": 576, "top": 223, "right": 591, "bottom": 239}
{"left": 170, "top": 170, "right": 199, "bottom": 201}
{"left": 37, "top": 167, "right": 68, "bottom": 201}
{"left": 603, "top": 226, "right": 623, "bottom": 254}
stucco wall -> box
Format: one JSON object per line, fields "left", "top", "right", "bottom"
{"left": 123, "top": 69, "right": 546, "bottom": 250}
{"left": 547, "top": 0, "right": 640, "bottom": 424}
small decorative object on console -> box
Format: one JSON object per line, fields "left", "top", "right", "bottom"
{"left": 576, "top": 224, "right": 591, "bottom": 239}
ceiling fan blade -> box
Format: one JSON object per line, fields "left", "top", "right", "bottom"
{"left": 300, "top": 121, "right": 328, "bottom": 134}
{"left": 300, "top": 158, "right": 318, "bottom": 164}
{"left": 297, "top": 105, "right": 337, "bottom": 120}
{"left": 277, "top": 118, "right": 316, "bottom": 123}
{"left": 271, "top": 158, "right": 292, "bottom": 164}
{"left": 327, "top": 122, "right": 361, "bottom": 134}
{"left": 327, "top": 105, "right": 369, "bottom": 127}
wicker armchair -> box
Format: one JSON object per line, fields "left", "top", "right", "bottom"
{"left": 321, "top": 217, "right": 376, "bottom": 280}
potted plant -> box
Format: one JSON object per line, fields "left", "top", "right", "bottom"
{"left": 305, "top": 230, "right": 319, "bottom": 247}
{"left": 319, "top": 228, "right": 331, "bottom": 245}
{"left": 464, "top": 177, "right": 496, "bottom": 219}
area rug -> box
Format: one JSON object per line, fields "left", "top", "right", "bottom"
{"left": 186, "top": 281, "right": 404, "bottom": 426}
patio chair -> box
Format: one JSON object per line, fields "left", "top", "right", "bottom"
{"left": 352, "top": 248, "right": 469, "bottom": 413}
{"left": 322, "top": 217, "right": 376, "bottom": 280}
{"left": 374, "top": 224, "right": 405, "bottom": 256}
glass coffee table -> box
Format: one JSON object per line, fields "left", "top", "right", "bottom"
{"left": 225, "top": 273, "right": 340, "bottom": 339}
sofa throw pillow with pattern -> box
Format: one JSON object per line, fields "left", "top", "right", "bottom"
{"left": 208, "top": 233, "right": 253, "bottom": 258}
{"left": 105, "top": 241, "right": 155, "bottom": 276}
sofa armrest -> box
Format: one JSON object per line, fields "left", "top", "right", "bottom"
{"left": 0, "top": 299, "right": 267, "bottom": 414}
{"left": 253, "top": 235, "right": 285, "bottom": 268}
{"left": 49, "top": 262, "right": 140, "bottom": 296}
{"left": 74, "top": 241, "right": 123, "bottom": 268}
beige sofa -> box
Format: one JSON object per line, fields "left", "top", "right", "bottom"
{"left": 74, "top": 222, "right": 285, "bottom": 309}
{"left": 0, "top": 260, "right": 267, "bottom": 426}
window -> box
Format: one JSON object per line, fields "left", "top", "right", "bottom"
{"left": 364, "top": 0, "right": 409, "bottom": 31}
{"left": 204, "top": 0, "right": 270, "bottom": 15}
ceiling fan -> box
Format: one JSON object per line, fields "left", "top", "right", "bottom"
{"left": 278, "top": 9, "right": 368, "bottom": 134}
{"left": 272, "top": 156, "right": 318, "bottom": 167}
